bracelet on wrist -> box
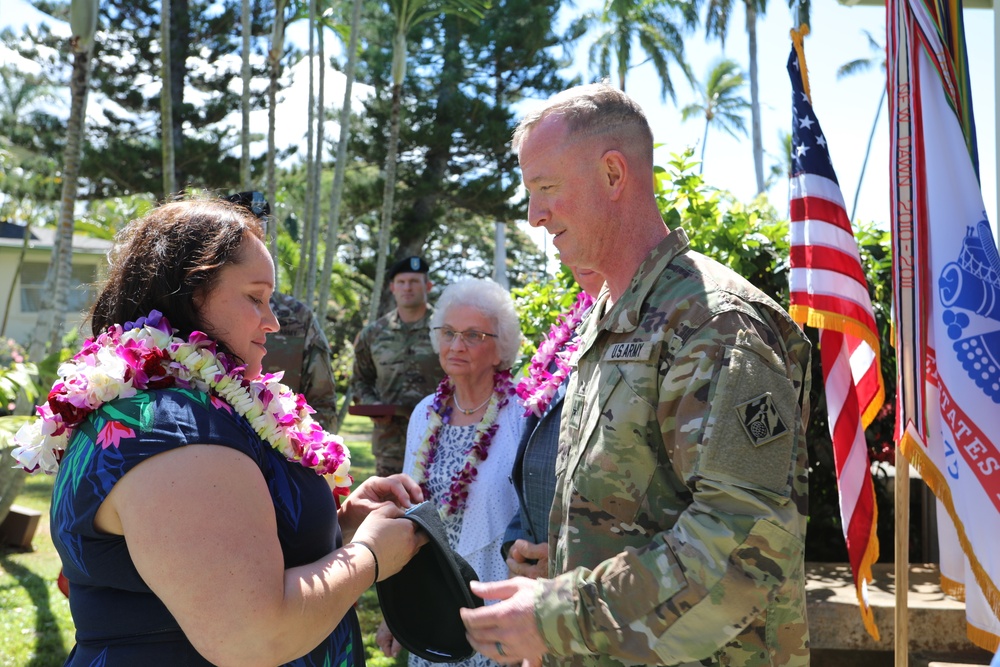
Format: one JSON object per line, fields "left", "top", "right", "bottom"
{"left": 352, "top": 540, "right": 379, "bottom": 587}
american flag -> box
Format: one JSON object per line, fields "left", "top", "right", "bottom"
{"left": 787, "top": 32, "right": 885, "bottom": 641}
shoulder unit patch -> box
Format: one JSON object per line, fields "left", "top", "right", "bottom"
{"left": 735, "top": 392, "right": 788, "bottom": 447}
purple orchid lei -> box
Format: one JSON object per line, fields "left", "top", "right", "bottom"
{"left": 11, "top": 310, "right": 352, "bottom": 496}
{"left": 516, "top": 291, "right": 595, "bottom": 418}
{"left": 411, "top": 369, "right": 514, "bottom": 517}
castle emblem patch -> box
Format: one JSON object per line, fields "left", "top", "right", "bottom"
{"left": 735, "top": 393, "right": 788, "bottom": 447}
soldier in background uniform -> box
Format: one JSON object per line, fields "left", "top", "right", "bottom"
{"left": 223, "top": 191, "right": 340, "bottom": 433}
{"left": 461, "top": 84, "right": 812, "bottom": 667}
{"left": 266, "top": 291, "right": 339, "bottom": 433}
{"left": 351, "top": 256, "right": 444, "bottom": 476}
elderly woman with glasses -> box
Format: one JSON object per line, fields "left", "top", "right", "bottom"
{"left": 376, "top": 278, "right": 524, "bottom": 667}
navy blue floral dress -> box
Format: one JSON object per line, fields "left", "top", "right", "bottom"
{"left": 51, "top": 387, "right": 362, "bottom": 667}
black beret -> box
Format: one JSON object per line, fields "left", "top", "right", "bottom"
{"left": 387, "top": 256, "right": 430, "bottom": 280}
{"left": 224, "top": 191, "right": 270, "bottom": 218}
{"left": 376, "top": 501, "right": 482, "bottom": 662}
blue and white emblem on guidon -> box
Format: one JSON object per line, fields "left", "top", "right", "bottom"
{"left": 939, "top": 219, "right": 1000, "bottom": 403}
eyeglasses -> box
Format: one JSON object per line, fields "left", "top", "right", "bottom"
{"left": 433, "top": 327, "right": 497, "bottom": 347}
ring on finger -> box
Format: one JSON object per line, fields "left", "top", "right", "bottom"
{"left": 496, "top": 642, "right": 506, "bottom": 657}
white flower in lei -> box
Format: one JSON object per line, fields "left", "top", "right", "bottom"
{"left": 516, "top": 291, "right": 595, "bottom": 418}
{"left": 10, "top": 310, "right": 352, "bottom": 496}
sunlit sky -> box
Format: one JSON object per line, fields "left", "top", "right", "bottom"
{"left": 3, "top": 0, "right": 997, "bottom": 265}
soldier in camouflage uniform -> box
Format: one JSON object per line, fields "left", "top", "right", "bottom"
{"left": 351, "top": 256, "right": 444, "bottom": 476}
{"left": 461, "top": 84, "right": 812, "bottom": 667}
{"left": 265, "top": 292, "right": 340, "bottom": 432}
{"left": 222, "top": 192, "right": 340, "bottom": 433}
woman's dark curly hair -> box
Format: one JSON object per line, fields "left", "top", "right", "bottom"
{"left": 90, "top": 199, "right": 265, "bottom": 348}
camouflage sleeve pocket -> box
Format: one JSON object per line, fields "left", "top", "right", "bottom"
{"left": 699, "top": 329, "right": 798, "bottom": 498}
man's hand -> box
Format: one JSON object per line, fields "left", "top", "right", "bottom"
{"left": 506, "top": 540, "right": 548, "bottom": 579}
{"left": 376, "top": 620, "right": 404, "bottom": 657}
{"left": 460, "top": 578, "right": 548, "bottom": 666}
{"left": 372, "top": 415, "right": 393, "bottom": 426}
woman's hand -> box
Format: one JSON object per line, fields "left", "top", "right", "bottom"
{"left": 376, "top": 619, "right": 404, "bottom": 657}
{"left": 338, "top": 474, "right": 424, "bottom": 538}
{"left": 350, "top": 503, "right": 427, "bottom": 581}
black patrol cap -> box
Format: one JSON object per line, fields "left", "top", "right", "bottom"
{"left": 224, "top": 191, "right": 270, "bottom": 219}
{"left": 376, "top": 501, "right": 482, "bottom": 662}
{"left": 387, "top": 256, "right": 430, "bottom": 281}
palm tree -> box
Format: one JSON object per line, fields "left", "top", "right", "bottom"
{"left": 161, "top": 0, "right": 176, "bottom": 197}
{"left": 304, "top": 15, "right": 327, "bottom": 306}
{"left": 317, "top": 0, "right": 363, "bottom": 323}
{"left": 240, "top": 0, "right": 252, "bottom": 191}
{"left": 368, "top": 0, "right": 491, "bottom": 322}
{"left": 29, "top": 0, "right": 98, "bottom": 361}
{"left": 838, "top": 30, "right": 885, "bottom": 221}
{"left": 266, "top": 0, "right": 290, "bottom": 270}
{"left": 681, "top": 58, "right": 750, "bottom": 173}
{"left": 765, "top": 129, "right": 792, "bottom": 192}
{"left": 568, "top": 0, "right": 692, "bottom": 103}
{"left": 294, "top": 0, "right": 318, "bottom": 300}
{"left": 0, "top": 67, "right": 54, "bottom": 125}
{"left": 695, "top": 0, "right": 772, "bottom": 194}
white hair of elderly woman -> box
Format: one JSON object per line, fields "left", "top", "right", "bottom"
{"left": 428, "top": 278, "right": 522, "bottom": 370}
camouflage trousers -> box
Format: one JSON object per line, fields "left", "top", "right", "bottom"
{"left": 372, "top": 416, "right": 409, "bottom": 477}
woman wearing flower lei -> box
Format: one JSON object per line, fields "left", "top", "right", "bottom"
{"left": 12, "top": 199, "right": 425, "bottom": 667}
{"left": 376, "top": 278, "right": 524, "bottom": 667}
{"left": 503, "top": 267, "right": 603, "bottom": 580}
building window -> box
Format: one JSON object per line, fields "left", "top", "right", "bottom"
{"left": 19, "top": 262, "right": 97, "bottom": 314}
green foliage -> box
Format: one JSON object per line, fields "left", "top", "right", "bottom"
{"left": 656, "top": 150, "right": 790, "bottom": 303}
{"left": 0, "top": 339, "right": 39, "bottom": 416}
{"left": 349, "top": 0, "right": 568, "bottom": 281}
{"left": 0, "top": 473, "right": 75, "bottom": 667}
{"left": 510, "top": 264, "right": 579, "bottom": 366}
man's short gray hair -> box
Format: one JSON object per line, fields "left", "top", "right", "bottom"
{"left": 429, "top": 278, "right": 523, "bottom": 370}
{"left": 511, "top": 82, "right": 653, "bottom": 164}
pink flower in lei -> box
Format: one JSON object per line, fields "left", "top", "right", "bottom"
{"left": 411, "top": 370, "right": 514, "bottom": 517}
{"left": 516, "top": 291, "right": 595, "bottom": 418}
{"left": 11, "top": 310, "right": 353, "bottom": 496}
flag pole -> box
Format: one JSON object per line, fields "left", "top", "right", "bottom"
{"left": 895, "top": 459, "right": 909, "bottom": 667}
{"left": 889, "top": 1, "right": 911, "bottom": 662}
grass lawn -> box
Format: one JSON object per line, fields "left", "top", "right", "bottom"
{"left": 0, "top": 414, "right": 406, "bottom": 667}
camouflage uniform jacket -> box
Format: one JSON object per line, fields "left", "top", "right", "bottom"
{"left": 268, "top": 293, "right": 339, "bottom": 432}
{"left": 537, "top": 228, "right": 812, "bottom": 667}
{"left": 351, "top": 308, "right": 444, "bottom": 417}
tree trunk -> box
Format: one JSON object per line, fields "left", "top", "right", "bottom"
{"left": 267, "top": 0, "right": 287, "bottom": 272}
{"left": 402, "top": 20, "right": 459, "bottom": 256}
{"left": 294, "top": 0, "right": 317, "bottom": 300}
{"left": 48, "top": 47, "right": 93, "bottom": 351}
{"left": 30, "top": 46, "right": 92, "bottom": 360}
{"left": 161, "top": 0, "right": 176, "bottom": 198}
{"left": 850, "top": 86, "right": 886, "bottom": 222}
{"left": 369, "top": 80, "right": 403, "bottom": 322}
{"left": 169, "top": 0, "right": 188, "bottom": 193}
{"left": 0, "top": 225, "right": 31, "bottom": 338}
{"left": 746, "top": 1, "right": 764, "bottom": 194}
{"left": 305, "top": 22, "right": 325, "bottom": 306}
{"left": 317, "top": 0, "right": 362, "bottom": 323}
{"left": 700, "top": 117, "right": 710, "bottom": 173}
{"left": 240, "top": 0, "right": 252, "bottom": 191}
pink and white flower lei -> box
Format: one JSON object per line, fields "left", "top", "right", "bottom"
{"left": 11, "top": 310, "right": 353, "bottom": 496}
{"left": 411, "top": 370, "right": 514, "bottom": 517}
{"left": 516, "top": 291, "right": 595, "bottom": 418}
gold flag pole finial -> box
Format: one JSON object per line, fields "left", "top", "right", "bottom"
{"left": 790, "top": 24, "right": 812, "bottom": 105}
